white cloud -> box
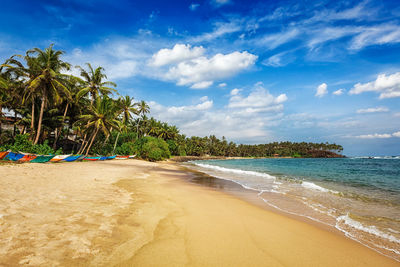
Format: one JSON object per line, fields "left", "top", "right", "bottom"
{"left": 349, "top": 72, "right": 400, "bottom": 99}
{"left": 191, "top": 21, "right": 241, "bottom": 43}
{"left": 257, "top": 28, "right": 300, "bottom": 50}
{"left": 191, "top": 81, "right": 213, "bottom": 89}
{"left": 149, "top": 44, "right": 205, "bottom": 67}
{"left": 315, "top": 83, "right": 328, "bottom": 97}
{"left": 393, "top": 131, "right": 400, "bottom": 137}
{"left": 356, "top": 107, "right": 389, "bottom": 114}
{"left": 218, "top": 83, "right": 227, "bottom": 88}
{"left": 394, "top": 112, "right": 400, "bottom": 117}
{"left": 350, "top": 24, "right": 400, "bottom": 50}
{"left": 354, "top": 133, "right": 392, "bottom": 139}
{"left": 149, "top": 84, "right": 287, "bottom": 142}
{"left": 228, "top": 85, "right": 287, "bottom": 114}
{"left": 333, "top": 89, "right": 345, "bottom": 95}
{"left": 189, "top": 3, "right": 200, "bottom": 11}
{"left": 160, "top": 49, "right": 257, "bottom": 88}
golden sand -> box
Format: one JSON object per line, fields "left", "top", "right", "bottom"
{"left": 0, "top": 160, "right": 397, "bottom": 266}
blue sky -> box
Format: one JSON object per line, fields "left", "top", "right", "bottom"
{"left": 1, "top": 0, "right": 400, "bottom": 156}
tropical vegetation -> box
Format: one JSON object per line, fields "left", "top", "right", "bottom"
{"left": 0, "top": 45, "right": 344, "bottom": 161}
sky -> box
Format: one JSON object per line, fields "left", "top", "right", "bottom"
{"left": 1, "top": 0, "right": 400, "bottom": 156}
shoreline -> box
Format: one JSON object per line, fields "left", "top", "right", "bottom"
{"left": 0, "top": 160, "right": 397, "bottom": 266}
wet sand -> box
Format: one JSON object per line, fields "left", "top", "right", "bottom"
{"left": 0, "top": 160, "right": 397, "bottom": 266}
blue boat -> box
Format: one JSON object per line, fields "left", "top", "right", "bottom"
{"left": 99, "top": 156, "right": 108, "bottom": 160}
{"left": 3, "top": 152, "right": 24, "bottom": 161}
{"left": 106, "top": 155, "right": 116, "bottom": 160}
{"left": 63, "top": 155, "right": 82, "bottom": 162}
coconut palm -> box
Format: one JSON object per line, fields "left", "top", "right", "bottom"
{"left": 136, "top": 100, "right": 149, "bottom": 137}
{"left": 117, "top": 95, "right": 138, "bottom": 124}
{"left": 76, "top": 63, "right": 117, "bottom": 104}
{"left": 17, "top": 44, "right": 72, "bottom": 144}
{"left": 78, "top": 96, "right": 118, "bottom": 155}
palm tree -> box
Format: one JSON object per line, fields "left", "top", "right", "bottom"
{"left": 117, "top": 95, "right": 138, "bottom": 124}
{"left": 136, "top": 100, "right": 149, "bottom": 137}
{"left": 78, "top": 96, "right": 118, "bottom": 155}
{"left": 76, "top": 63, "right": 117, "bottom": 105}
{"left": 16, "top": 44, "right": 72, "bottom": 144}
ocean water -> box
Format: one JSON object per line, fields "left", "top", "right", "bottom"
{"left": 185, "top": 157, "right": 400, "bottom": 261}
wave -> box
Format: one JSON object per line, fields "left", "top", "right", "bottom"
{"left": 336, "top": 213, "right": 400, "bottom": 245}
{"left": 192, "top": 162, "right": 276, "bottom": 180}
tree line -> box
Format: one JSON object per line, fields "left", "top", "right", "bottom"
{"left": 0, "top": 45, "right": 344, "bottom": 160}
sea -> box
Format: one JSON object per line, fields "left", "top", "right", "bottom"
{"left": 184, "top": 157, "right": 400, "bottom": 262}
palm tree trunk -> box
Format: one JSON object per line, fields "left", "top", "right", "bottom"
{"left": 53, "top": 103, "right": 69, "bottom": 149}
{"left": 77, "top": 133, "right": 87, "bottom": 154}
{"left": 34, "top": 96, "right": 46, "bottom": 145}
{"left": 112, "top": 132, "right": 120, "bottom": 154}
{"left": 85, "top": 127, "right": 99, "bottom": 156}
{"left": 30, "top": 97, "right": 35, "bottom": 138}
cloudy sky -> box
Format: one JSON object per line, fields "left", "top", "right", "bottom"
{"left": 1, "top": 0, "right": 400, "bottom": 156}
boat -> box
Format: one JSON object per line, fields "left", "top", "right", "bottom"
{"left": 18, "top": 154, "right": 37, "bottom": 162}
{"left": 82, "top": 156, "right": 101, "bottom": 161}
{"left": 50, "top": 155, "right": 71, "bottom": 162}
{"left": 29, "top": 155, "right": 55, "bottom": 163}
{"left": 128, "top": 154, "right": 137, "bottom": 159}
{"left": 0, "top": 151, "right": 9, "bottom": 160}
{"left": 99, "top": 156, "right": 108, "bottom": 161}
{"left": 115, "top": 155, "right": 129, "bottom": 160}
{"left": 3, "top": 152, "right": 24, "bottom": 161}
{"left": 106, "top": 155, "right": 116, "bottom": 160}
{"left": 63, "top": 155, "right": 82, "bottom": 162}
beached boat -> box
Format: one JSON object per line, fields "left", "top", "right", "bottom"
{"left": 3, "top": 152, "right": 24, "bottom": 161}
{"left": 0, "top": 151, "right": 9, "bottom": 160}
{"left": 29, "top": 155, "right": 55, "bottom": 163}
{"left": 99, "top": 156, "right": 108, "bottom": 161}
{"left": 50, "top": 155, "right": 71, "bottom": 162}
{"left": 83, "top": 156, "right": 101, "bottom": 161}
{"left": 128, "top": 154, "right": 136, "bottom": 159}
{"left": 106, "top": 155, "right": 116, "bottom": 160}
{"left": 18, "top": 154, "right": 37, "bottom": 162}
{"left": 63, "top": 155, "right": 82, "bottom": 162}
{"left": 115, "top": 155, "right": 129, "bottom": 160}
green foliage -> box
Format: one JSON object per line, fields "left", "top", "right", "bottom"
{"left": 166, "top": 140, "right": 178, "bottom": 155}
{"left": 115, "top": 142, "right": 136, "bottom": 155}
{"left": 5, "top": 134, "right": 58, "bottom": 155}
{"left": 134, "top": 136, "right": 170, "bottom": 161}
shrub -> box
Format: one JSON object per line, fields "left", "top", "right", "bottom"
{"left": 115, "top": 142, "right": 136, "bottom": 155}
{"left": 5, "top": 134, "right": 58, "bottom": 155}
{"left": 134, "top": 136, "right": 170, "bottom": 161}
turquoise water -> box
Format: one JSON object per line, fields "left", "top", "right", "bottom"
{"left": 186, "top": 157, "right": 400, "bottom": 261}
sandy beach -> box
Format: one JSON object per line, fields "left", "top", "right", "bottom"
{"left": 0, "top": 160, "right": 397, "bottom": 266}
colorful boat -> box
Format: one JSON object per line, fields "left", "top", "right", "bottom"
{"left": 76, "top": 155, "right": 86, "bottom": 161}
{"left": 3, "top": 152, "right": 24, "bottom": 161}
{"left": 106, "top": 155, "right": 116, "bottom": 160}
{"left": 30, "top": 155, "right": 55, "bottom": 163}
{"left": 50, "top": 155, "right": 71, "bottom": 162}
{"left": 115, "top": 155, "right": 129, "bottom": 160}
{"left": 18, "top": 154, "right": 37, "bottom": 162}
{"left": 63, "top": 155, "right": 82, "bottom": 162}
{"left": 128, "top": 154, "right": 136, "bottom": 159}
{"left": 0, "top": 151, "right": 9, "bottom": 160}
{"left": 99, "top": 156, "right": 108, "bottom": 161}
{"left": 83, "top": 156, "right": 101, "bottom": 161}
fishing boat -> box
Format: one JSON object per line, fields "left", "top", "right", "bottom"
{"left": 63, "top": 155, "right": 82, "bottom": 162}
{"left": 29, "top": 155, "right": 55, "bottom": 163}
{"left": 18, "top": 154, "right": 37, "bottom": 162}
{"left": 99, "top": 156, "right": 108, "bottom": 161}
{"left": 0, "top": 151, "right": 9, "bottom": 160}
{"left": 106, "top": 155, "right": 116, "bottom": 160}
{"left": 3, "top": 152, "right": 24, "bottom": 161}
{"left": 128, "top": 154, "right": 137, "bottom": 159}
{"left": 50, "top": 155, "right": 71, "bottom": 162}
{"left": 82, "top": 156, "right": 101, "bottom": 161}
{"left": 115, "top": 155, "right": 129, "bottom": 160}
